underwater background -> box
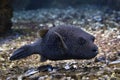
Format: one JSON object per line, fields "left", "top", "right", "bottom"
{"left": 0, "top": 0, "right": 120, "bottom": 79}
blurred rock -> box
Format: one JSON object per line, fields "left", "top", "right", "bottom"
{"left": 93, "top": 15, "right": 102, "bottom": 22}
{"left": 94, "top": 54, "right": 106, "bottom": 62}
{"left": 107, "top": 52, "right": 118, "bottom": 61}
{"left": 0, "top": 0, "right": 13, "bottom": 35}
{"left": 37, "top": 64, "right": 60, "bottom": 73}
{"left": 64, "top": 64, "right": 71, "bottom": 70}
{"left": 108, "top": 60, "right": 120, "bottom": 67}
{"left": 24, "top": 68, "right": 38, "bottom": 77}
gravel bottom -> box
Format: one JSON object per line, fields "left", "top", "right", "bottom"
{"left": 0, "top": 5, "right": 120, "bottom": 80}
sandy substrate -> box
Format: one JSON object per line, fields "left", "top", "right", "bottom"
{"left": 0, "top": 5, "right": 120, "bottom": 80}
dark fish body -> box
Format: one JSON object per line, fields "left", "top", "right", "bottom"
{"left": 10, "top": 25, "right": 98, "bottom": 62}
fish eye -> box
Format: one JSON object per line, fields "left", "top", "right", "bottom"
{"left": 78, "top": 37, "right": 86, "bottom": 45}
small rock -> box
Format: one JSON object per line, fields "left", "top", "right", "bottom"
{"left": 46, "top": 23, "right": 53, "bottom": 28}
{"left": 38, "top": 75, "right": 48, "bottom": 80}
{"left": 107, "top": 52, "right": 118, "bottom": 61}
{"left": 18, "top": 75, "right": 23, "bottom": 80}
{"left": 64, "top": 64, "right": 71, "bottom": 70}
{"left": 117, "top": 35, "right": 120, "bottom": 39}
{"left": 94, "top": 54, "right": 106, "bottom": 62}
{"left": 93, "top": 15, "right": 102, "bottom": 22}
{"left": 24, "top": 68, "right": 38, "bottom": 77}
{"left": 109, "top": 60, "right": 120, "bottom": 65}
{"left": 37, "top": 65, "right": 53, "bottom": 72}
{"left": 114, "top": 68, "right": 120, "bottom": 74}
{"left": 72, "top": 65, "right": 78, "bottom": 69}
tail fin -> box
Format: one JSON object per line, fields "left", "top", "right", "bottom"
{"left": 10, "top": 45, "right": 33, "bottom": 60}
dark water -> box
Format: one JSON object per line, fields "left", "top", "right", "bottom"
{"left": 12, "top": 0, "right": 120, "bottom": 11}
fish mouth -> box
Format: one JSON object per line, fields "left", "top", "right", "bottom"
{"left": 89, "top": 52, "right": 98, "bottom": 59}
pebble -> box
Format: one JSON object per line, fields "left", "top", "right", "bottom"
{"left": 64, "top": 64, "right": 71, "bottom": 70}
{"left": 109, "top": 60, "right": 120, "bottom": 65}
{"left": 117, "top": 35, "right": 120, "bottom": 39}
{"left": 24, "top": 68, "right": 38, "bottom": 76}
{"left": 93, "top": 15, "right": 102, "bottom": 22}
{"left": 72, "top": 65, "right": 78, "bottom": 69}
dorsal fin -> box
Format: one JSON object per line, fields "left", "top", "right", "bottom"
{"left": 37, "top": 29, "right": 49, "bottom": 38}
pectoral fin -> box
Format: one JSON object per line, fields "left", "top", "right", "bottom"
{"left": 54, "top": 32, "right": 68, "bottom": 53}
